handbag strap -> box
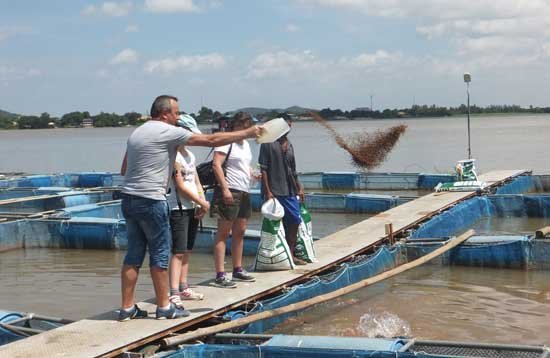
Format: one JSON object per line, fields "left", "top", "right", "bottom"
{"left": 222, "top": 144, "right": 233, "bottom": 169}
{"left": 175, "top": 183, "right": 184, "bottom": 214}
{"left": 204, "top": 143, "right": 232, "bottom": 165}
{"left": 203, "top": 147, "right": 214, "bottom": 161}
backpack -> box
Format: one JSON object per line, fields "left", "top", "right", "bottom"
{"left": 196, "top": 144, "right": 233, "bottom": 191}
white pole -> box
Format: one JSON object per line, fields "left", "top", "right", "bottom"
{"left": 467, "top": 82, "right": 471, "bottom": 159}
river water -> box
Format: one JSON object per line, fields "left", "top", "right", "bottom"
{"left": 1, "top": 114, "right": 550, "bottom": 344}
{"left": 1, "top": 114, "right": 549, "bottom": 174}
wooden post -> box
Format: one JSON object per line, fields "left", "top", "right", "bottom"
{"left": 385, "top": 223, "right": 394, "bottom": 245}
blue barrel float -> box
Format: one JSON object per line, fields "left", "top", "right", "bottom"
{"left": 17, "top": 175, "right": 54, "bottom": 188}
{"left": 322, "top": 172, "right": 358, "bottom": 190}
{"left": 78, "top": 172, "right": 113, "bottom": 187}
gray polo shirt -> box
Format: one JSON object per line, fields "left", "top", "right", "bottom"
{"left": 122, "top": 120, "right": 193, "bottom": 201}
{"left": 258, "top": 139, "right": 299, "bottom": 197}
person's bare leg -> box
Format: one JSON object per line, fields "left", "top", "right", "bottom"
{"left": 150, "top": 266, "right": 169, "bottom": 307}
{"left": 214, "top": 219, "right": 232, "bottom": 273}
{"left": 231, "top": 218, "right": 247, "bottom": 269}
{"left": 179, "top": 252, "right": 190, "bottom": 285}
{"left": 121, "top": 264, "right": 139, "bottom": 309}
{"left": 169, "top": 254, "right": 184, "bottom": 292}
{"left": 286, "top": 223, "right": 299, "bottom": 255}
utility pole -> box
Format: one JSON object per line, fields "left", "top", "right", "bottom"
{"left": 370, "top": 95, "right": 373, "bottom": 112}
{"left": 463, "top": 73, "right": 472, "bottom": 159}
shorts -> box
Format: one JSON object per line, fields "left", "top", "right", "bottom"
{"left": 276, "top": 195, "right": 302, "bottom": 226}
{"left": 120, "top": 193, "right": 171, "bottom": 269}
{"left": 170, "top": 209, "right": 199, "bottom": 253}
{"left": 211, "top": 188, "right": 251, "bottom": 221}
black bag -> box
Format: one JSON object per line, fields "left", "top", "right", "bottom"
{"left": 196, "top": 144, "right": 232, "bottom": 190}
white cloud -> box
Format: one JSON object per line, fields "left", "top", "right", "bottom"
{"left": 297, "top": 0, "right": 550, "bottom": 68}
{"left": 82, "top": 2, "right": 132, "bottom": 17}
{"left": 0, "top": 26, "right": 31, "bottom": 42}
{"left": 110, "top": 49, "right": 139, "bottom": 65}
{"left": 145, "top": 53, "right": 225, "bottom": 74}
{"left": 125, "top": 24, "right": 139, "bottom": 33}
{"left": 0, "top": 65, "right": 42, "bottom": 81}
{"left": 96, "top": 68, "right": 110, "bottom": 78}
{"left": 297, "top": 0, "right": 550, "bottom": 20}
{"left": 343, "top": 50, "right": 401, "bottom": 67}
{"left": 247, "top": 50, "right": 324, "bottom": 79}
{"left": 81, "top": 5, "right": 96, "bottom": 15}
{"left": 144, "top": 0, "right": 199, "bottom": 13}
{"left": 285, "top": 24, "right": 301, "bottom": 33}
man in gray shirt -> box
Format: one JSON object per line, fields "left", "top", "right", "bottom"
{"left": 119, "top": 95, "right": 261, "bottom": 321}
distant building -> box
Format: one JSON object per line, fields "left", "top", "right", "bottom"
{"left": 296, "top": 114, "right": 313, "bottom": 121}
{"left": 82, "top": 118, "right": 94, "bottom": 128}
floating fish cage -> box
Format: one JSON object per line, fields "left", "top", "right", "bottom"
{"left": 299, "top": 172, "right": 455, "bottom": 191}
{"left": 0, "top": 173, "right": 114, "bottom": 189}
{"left": 162, "top": 334, "right": 550, "bottom": 358}
{"left": 404, "top": 175, "right": 550, "bottom": 269}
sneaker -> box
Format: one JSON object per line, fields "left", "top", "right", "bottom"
{"left": 232, "top": 269, "right": 256, "bottom": 282}
{"left": 118, "top": 304, "right": 148, "bottom": 322}
{"left": 156, "top": 303, "right": 190, "bottom": 320}
{"left": 293, "top": 256, "right": 308, "bottom": 266}
{"left": 169, "top": 294, "right": 185, "bottom": 309}
{"left": 181, "top": 287, "right": 205, "bottom": 300}
{"left": 211, "top": 275, "right": 237, "bottom": 288}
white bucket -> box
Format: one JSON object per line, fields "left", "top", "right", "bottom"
{"left": 256, "top": 117, "right": 290, "bottom": 144}
{"left": 261, "top": 198, "right": 285, "bottom": 220}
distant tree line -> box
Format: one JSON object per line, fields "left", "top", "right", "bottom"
{"left": 0, "top": 111, "right": 143, "bottom": 129}
{"left": 318, "top": 104, "right": 550, "bottom": 120}
{"left": 2, "top": 104, "right": 550, "bottom": 130}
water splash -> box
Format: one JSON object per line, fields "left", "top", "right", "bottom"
{"left": 356, "top": 309, "right": 411, "bottom": 338}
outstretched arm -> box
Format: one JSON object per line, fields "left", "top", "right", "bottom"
{"left": 186, "top": 125, "right": 262, "bottom": 147}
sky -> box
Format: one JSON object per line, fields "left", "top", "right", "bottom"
{"left": 2, "top": 0, "right": 550, "bottom": 116}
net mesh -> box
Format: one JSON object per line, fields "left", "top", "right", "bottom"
{"left": 412, "top": 342, "right": 545, "bottom": 358}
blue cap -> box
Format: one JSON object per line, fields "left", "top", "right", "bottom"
{"left": 176, "top": 114, "right": 201, "bottom": 134}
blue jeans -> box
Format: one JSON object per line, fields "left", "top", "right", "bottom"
{"left": 121, "top": 193, "right": 171, "bottom": 269}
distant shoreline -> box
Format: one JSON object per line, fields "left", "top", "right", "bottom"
{"left": 0, "top": 112, "right": 547, "bottom": 130}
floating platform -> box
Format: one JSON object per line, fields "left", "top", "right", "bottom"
{"left": 0, "top": 170, "right": 527, "bottom": 357}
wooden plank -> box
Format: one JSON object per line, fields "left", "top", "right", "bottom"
{"left": 0, "top": 191, "right": 108, "bottom": 206}
{"left": 0, "top": 194, "right": 60, "bottom": 205}
{"left": 0, "top": 170, "right": 528, "bottom": 358}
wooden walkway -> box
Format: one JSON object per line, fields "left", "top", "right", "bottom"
{"left": 0, "top": 170, "right": 527, "bottom": 358}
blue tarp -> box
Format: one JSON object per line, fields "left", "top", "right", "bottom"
{"left": 411, "top": 197, "right": 492, "bottom": 239}
{"left": 53, "top": 218, "right": 126, "bottom": 250}
{"left": 495, "top": 175, "right": 541, "bottom": 194}
{"left": 417, "top": 173, "right": 456, "bottom": 190}
{"left": 406, "top": 236, "right": 533, "bottom": 268}
{"left": 322, "top": 172, "right": 358, "bottom": 190}
{"left": 411, "top": 195, "right": 550, "bottom": 240}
